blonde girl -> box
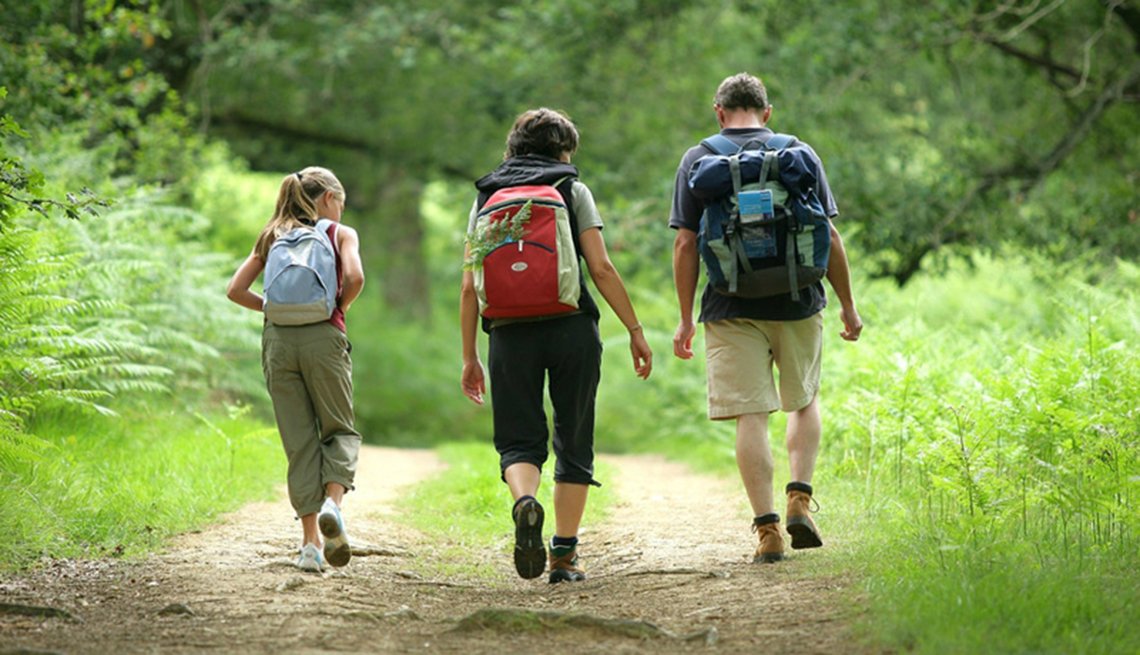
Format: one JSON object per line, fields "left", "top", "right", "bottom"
{"left": 227, "top": 166, "right": 365, "bottom": 572}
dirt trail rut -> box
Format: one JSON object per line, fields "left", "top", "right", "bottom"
{"left": 0, "top": 445, "right": 866, "bottom": 654}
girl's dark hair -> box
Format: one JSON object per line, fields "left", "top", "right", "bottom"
{"left": 504, "top": 108, "right": 579, "bottom": 160}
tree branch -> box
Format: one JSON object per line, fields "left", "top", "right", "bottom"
{"left": 1109, "top": 0, "right": 1140, "bottom": 52}
{"left": 886, "top": 62, "right": 1140, "bottom": 285}
{"left": 210, "top": 112, "right": 374, "bottom": 154}
{"left": 976, "top": 34, "right": 1083, "bottom": 83}
{"left": 1016, "top": 61, "right": 1140, "bottom": 189}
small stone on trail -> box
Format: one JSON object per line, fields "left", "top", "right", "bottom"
{"left": 276, "top": 576, "right": 307, "bottom": 592}
{"left": 157, "top": 603, "right": 194, "bottom": 617}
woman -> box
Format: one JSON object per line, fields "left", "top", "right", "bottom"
{"left": 460, "top": 109, "right": 652, "bottom": 583}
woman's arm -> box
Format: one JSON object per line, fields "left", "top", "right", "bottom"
{"left": 226, "top": 252, "right": 266, "bottom": 312}
{"left": 459, "top": 248, "right": 486, "bottom": 404}
{"left": 579, "top": 227, "right": 652, "bottom": 379}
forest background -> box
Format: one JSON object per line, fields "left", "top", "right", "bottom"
{"left": 1, "top": 1, "right": 1138, "bottom": 653}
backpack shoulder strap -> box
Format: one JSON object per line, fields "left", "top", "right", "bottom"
{"left": 553, "top": 177, "right": 580, "bottom": 239}
{"left": 314, "top": 218, "right": 338, "bottom": 245}
{"left": 702, "top": 132, "right": 796, "bottom": 154}
{"left": 765, "top": 133, "right": 796, "bottom": 150}
{"left": 700, "top": 134, "right": 741, "bottom": 155}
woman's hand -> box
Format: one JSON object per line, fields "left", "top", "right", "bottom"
{"left": 461, "top": 359, "right": 486, "bottom": 405}
{"left": 629, "top": 328, "right": 653, "bottom": 380}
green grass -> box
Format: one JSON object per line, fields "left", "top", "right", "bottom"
{"left": 396, "top": 441, "right": 616, "bottom": 580}
{"left": 0, "top": 404, "right": 282, "bottom": 571}
{"left": 856, "top": 542, "right": 1140, "bottom": 654}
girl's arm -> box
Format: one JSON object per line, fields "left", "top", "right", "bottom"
{"left": 336, "top": 225, "right": 365, "bottom": 313}
{"left": 578, "top": 227, "right": 652, "bottom": 379}
{"left": 226, "top": 252, "right": 266, "bottom": 312}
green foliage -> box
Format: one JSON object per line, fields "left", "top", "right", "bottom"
{"left": 0, "top": 88, "right": 108, "bottom": 227}
{"left": 814, "top": 254, "right": 1140, "bottom": 654}
{"left": 0, "top": 3, "right": 262, "bottom": 468}
{"left": 185, "top": 0, "right": 1139, "bottom": 305}
{"left": 0, "top": 1, "right": 201, "bottom": 193}
{"left": 0, "top": 224, "right": 117, "bottom": 433}
{"left": 62, "top": 197, "right": 263, "bottom": 401}
{"left": 0, "top": 406, "right": 281, "bottom": 571}
{"left": 463, "top": 200, "right": 532, "bottom": 270}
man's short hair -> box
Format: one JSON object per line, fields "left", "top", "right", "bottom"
{"left": 505, "top": 108, "right": 579, "bottom": 160}
{"left": 714, "top": 73, "right": 769, "bottom": 111}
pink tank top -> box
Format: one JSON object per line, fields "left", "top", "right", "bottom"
{"left": 326, "top": 222, "right": 346, "bottom": 333}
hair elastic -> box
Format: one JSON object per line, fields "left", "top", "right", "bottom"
{"left": 294, "top": 172, "right": 303, "bottom": 182}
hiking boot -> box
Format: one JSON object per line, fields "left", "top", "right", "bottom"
{"left": 512, "top": 496, "right": 546, "bottom": 579}
{"left": 752, "top": 514, "right": 785, "bottom": 563}
{"left": 785, "top": 482, "right": 823, "bottom": 550}
{"left": 548, "top": 547, "right": 587, "bottom": 583}
{"left": 318, "top": 498, "right": 352, "bottom": 567}
{"left": 296, "top": 543, "right": 325, "bottom": 573}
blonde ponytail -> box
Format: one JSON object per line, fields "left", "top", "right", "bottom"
{"left": 254, "top": 166, "right": 345, "bottom": 261}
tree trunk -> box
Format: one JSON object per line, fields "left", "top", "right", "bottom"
{"left": 352, "top": 164, "right": 430, "bottom": 321}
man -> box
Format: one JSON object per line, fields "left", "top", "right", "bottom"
{"left": 669, "top": 72, "right": 862, "bottom": 563}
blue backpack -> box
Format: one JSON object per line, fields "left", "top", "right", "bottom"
{"left": 688, "top": 133, "right": 831, "bottom": 301}
{"left": 262, "top": 218, "right": 339, "bottom": 325}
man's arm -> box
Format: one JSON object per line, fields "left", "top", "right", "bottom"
{"left": 825, "top": 220, "right": 863, "bottom": 342}
{"left": 672, "top": 227, "right": 700, "bottom": 359}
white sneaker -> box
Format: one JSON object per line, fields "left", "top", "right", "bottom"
{"left": 296, "top": 543, "right": 324, "bottom": 573}
{"left": 318, "top": 498, "right": 351, "bottom": 567}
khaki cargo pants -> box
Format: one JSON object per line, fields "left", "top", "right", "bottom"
{"left": 262, "top": 322, "right": 361, "bottom": 517}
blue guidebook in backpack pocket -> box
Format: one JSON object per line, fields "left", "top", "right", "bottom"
{"left": 738, "top": 189, "right": 774, "bottom": 224}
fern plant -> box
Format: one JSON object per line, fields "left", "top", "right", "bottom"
{"left": 61, "top": 197, "right": 263, "bottom": 401}
{"left": 463, "top": 200, "right": 533, "bottom": 271}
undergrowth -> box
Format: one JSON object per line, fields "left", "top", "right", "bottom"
{"left": 0, "top": 405, "right": 281, "bottom": 571}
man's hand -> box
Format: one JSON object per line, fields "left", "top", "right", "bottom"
{"left": 839, "top": 305, "right": 863, "bottom": 342}
{"left": 673, "top": 319, "right": 696, "bottom": 359}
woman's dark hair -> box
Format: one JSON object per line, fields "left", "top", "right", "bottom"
{"left": 504, "top": 108, "right": 579, "bottom": 160}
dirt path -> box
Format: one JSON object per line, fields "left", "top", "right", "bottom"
{"left": 0, "top": 446, "right": 867, "bottom": 654}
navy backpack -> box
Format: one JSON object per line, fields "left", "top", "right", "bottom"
{"left": 688, "top": 133, "right": 831, "bottom": 301}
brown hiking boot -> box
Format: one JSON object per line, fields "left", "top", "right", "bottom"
{"left": 786, "top": 482, "right": 823, "bottom": 549}
{"left": 548, "top": 547, "right": 587, "bottom": 583}
{"left": 752, "top": 514, "right": 785, "bottom": 563}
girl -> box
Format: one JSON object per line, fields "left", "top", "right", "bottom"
{"left": 226, "top": 166, "right": 365, "bottom": 572}
{"left": 460, "top": 109, "right": 652, "bottom": 583}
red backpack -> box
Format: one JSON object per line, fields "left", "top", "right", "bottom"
{"left": 470, "top": 182, "right": 581, "bottom": 319}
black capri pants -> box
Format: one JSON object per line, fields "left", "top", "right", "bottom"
{"left": 487, "top": 312, "right": 603, "bottom": 487}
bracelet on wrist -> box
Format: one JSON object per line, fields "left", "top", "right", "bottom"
{"left": 627, "top": 323, "right": 643, "bottom": 333}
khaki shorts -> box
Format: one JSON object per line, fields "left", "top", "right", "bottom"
{"left": 704, "top": 314, "right": 823, "bottom": 420}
